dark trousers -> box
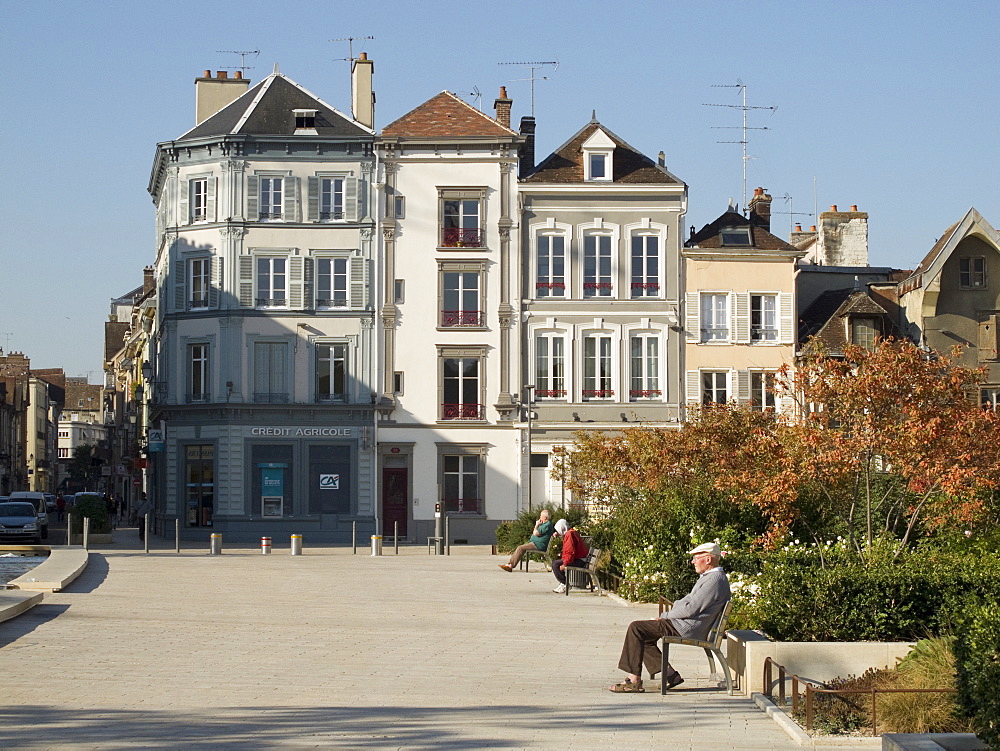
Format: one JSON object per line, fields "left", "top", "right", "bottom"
{"left": 552, "top": 558, "right": 587, "bottom": 584}
{"left": 617, "top": 618, "right": 682, "bottom": 680}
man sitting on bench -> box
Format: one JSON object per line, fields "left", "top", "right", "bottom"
{"left": 609, "top": 542, "right": 730, "bottom": 693}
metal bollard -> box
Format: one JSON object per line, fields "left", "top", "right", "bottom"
{"left": 83, "top": 516, "right": 90, "bottom": 551}
{"left": 290, "top": 534, "right": 303, "bottom": 555}
{"left": 371, "top": 535, "right": 382, "bottom": 556}
{"left": 66, "top": 513, "right": 73, "bottom": 546}
{"left": 261, "top": 536, "right": 272, "bottom": 554}
{"left": 352, "top": 521, "right": 357, "bottom": 555}
{"left": 175, "top": 518, "right": 180, "bottom": 553}
{"left": 394, "top": 521, "right": 399, "bottom": 555}
{"left": 210, "top": 533, "right": 222, "bottom": 555}
{"left": 445, "top": 515, "right": 450, "bottom": 556}
{"left": 144, "top": 513, "right": 150, "bottom": 554}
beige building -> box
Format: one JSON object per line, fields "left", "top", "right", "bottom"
{"left": 683, "top": 191, "right": 804, "bottom": 411}
{"left": 897, "top": 208, "right": 1000, "bottom": 408}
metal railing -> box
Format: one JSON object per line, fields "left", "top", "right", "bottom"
{"left": 763, "top": 656, "right": 958, "bottom": 736}
{"left": 440, "top": 228, "right": 484, "bottom": 247}
{"left": 440, "top": 310, "right": 484, "bottom": 327}
{"left": 440, "top": 403, "right": 484, "bottom": 420}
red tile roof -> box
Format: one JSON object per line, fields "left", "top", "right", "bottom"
{"left": 382, "top": 91, "right": 517, "bottom": 138}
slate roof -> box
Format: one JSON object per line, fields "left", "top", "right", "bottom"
{"left": 686, "top": 208, "right": 800, "bottom": 251}
{"left": 522, "top": 120, "right": 681, "bottom": 184}
{"left": 913, "top": 219, "right": 961, "bottom": 275}
{"left": 104, "top": 322, "right": 130, "bottom": 363}
{"left": 381, "top": 91, "right": 516, "bottom": 138}
{"left": 799, "top": 289, "right": 899, "bottom": 354}
{"left": 179, "top": 72, "right": 371, "bottom": 141}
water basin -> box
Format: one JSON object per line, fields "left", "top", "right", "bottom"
{"left": 0, "top": 553, "right": 47, "bottom": 586}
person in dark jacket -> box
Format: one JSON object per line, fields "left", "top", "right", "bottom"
{"left": 550, "top": 518, "right": 588, "bottom": 594}
{"left": 609, "top": 542, "right": 730, "bottom": 693}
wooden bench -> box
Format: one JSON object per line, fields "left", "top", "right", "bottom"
{"left": 563, "top": 547, "right": 602, "bottom": 595}
{"left": 658, "top": 598, "right": 734, "bottom": 695}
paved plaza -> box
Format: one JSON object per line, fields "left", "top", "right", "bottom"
{"left": 0, "top": 531, "right": 803, "bottom": 749}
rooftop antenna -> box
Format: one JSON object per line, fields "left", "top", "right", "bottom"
{"left": 772, "top": 193, "right": 815, "bottom": 236}
{"left": 467, "top": 86, "right": 483, "bottom": 111}
{"left": 499, "top": 60, "right": 558, "bottom": 117}
{"left": 216, "top": 49, "right": 260, "bottom": 75}
{"left": 704, "top": 80, "right": 776, "bottom": 214}
{"left": 0, "top": 332, "right": 12, "bottom": 351}
{"left": 330, "top": 36, "right": 375, "bottom": 92}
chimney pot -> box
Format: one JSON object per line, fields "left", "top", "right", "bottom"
{"left": 810, "top": 225, "right": 817, "bottom": 231}
{"left": 359, "top": 52, "right": 367, "bottom": 60}
{"left": 830, "top": 205, "right": 837, "bottom": 212}
{"left": 234, "top": 71, "right": 243, "bottom": 80}
{"left": 217, "top": 71, "right": 228, "bottom": 79}
{"left": 850, "top": 204, "right": 858, "bottom": 211}
{"left": 795, "top": 223, "right": 802, "bottom": 232}
{"left": 203, "top": 70, "right": 211, "bottom": 78}
{"left": 494, "top": 87, "right": 513, "bottom": 129}
{"left": 658, "top": 151, "right": 665, "bottom": 167}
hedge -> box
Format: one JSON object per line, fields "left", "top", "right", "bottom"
{"left": 955, "top": 598, "right": 1000, "bottom": 748}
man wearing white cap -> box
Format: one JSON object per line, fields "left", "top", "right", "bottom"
{"left": 609, "top": 541, "right": 730, "bottom": 693}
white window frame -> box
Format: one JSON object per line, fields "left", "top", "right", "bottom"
{"left": 629, "top": 231, "right": 662, "bottom": 298}
{"left": 256, "top": 256, "right": 288, "bottom": 309}
{"left": 190, "top": 178, "right": 208, "bottom": 222}
{"left": 188, "top": 342, "right": 209, "bottom": 403}
{"left": 188, "top": 257, "right": 210, "bottom": 310}
{"left": 749, "top": 370, "right": 776, "bottom": 411}
{"left": 534, "top": 226, "right": 569, "bottom": 298}
{"left": 750, "top": 293, "right": 779, "bottom": 342}
{"left": 315, "top": 341, "right": 349, "bottom": 403}
{"left": 582, "top": 332, "right": 615, "bottom": 400}
{"left": 700, "top": 293, "right": 730, "bottom": 342}
{"left": 438, "top": 444, "right": 487, "bottom": 515}
{"left": 533, "top": 331, "right": 568, "bottom": 399}
{"left": 851, "top": 317, "right": 878, "bottom": 349}
{"left": 982, "top": 388, "right": 1000, "bottom": 411}
{"left": 581, "top": 229, "right": 616, "bottom": 298}
{"left": 702, "top": 370, "right": 729, "bottom": 405}
{"left": 439, "top": 189, "right": 485, "bottom": 248}
{"left": 259, "top": 176, "right": 284, "bottom": 221}
{"left": 319, "top": 176, "right": 345, "bottom": 221}
{"left": 628, "top": 332, "right": 661, "bottom": 400}
{"left": 316, "top": 256, "right": 349, "bottom": 309}
{"left": 439, "top": 347, "right": 486, "bottom": 421}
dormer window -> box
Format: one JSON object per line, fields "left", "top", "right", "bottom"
{"left": 720, "top": 227, "right": 752, "bottom": 246}
{"left": 293, "top": 109, "right": 318, "bottom": 134}
{"left": 582, "top": 128, "right": 615, "bottom": 182}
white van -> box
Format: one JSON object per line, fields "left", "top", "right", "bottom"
{"left": 8, "top": 491, "right": 49, "bottom": 539}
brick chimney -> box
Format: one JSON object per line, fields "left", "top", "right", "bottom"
{"left": 748, "top": 187, "right": 772, "bottom": 232}
{"left": 143, "top": 266, "right": 155, "bottom": 295}
{"left": 351, "top": 52, "right": 375, "bottom": 129}
{"left": 518, "top": 116, "right": 536, "bottom": 179}
{"left": 195, "top": 70, "right": 250, "bottom": 125}
{"left": 494, "top": 86, "right": 512, "bottom": 129}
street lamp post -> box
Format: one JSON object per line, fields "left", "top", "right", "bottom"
{"left": 525, "top": 384, "right": 535, "bottom": 512}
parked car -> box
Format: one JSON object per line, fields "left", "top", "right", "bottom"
{"left": 44, "top": 494, "right": 57, "bottom": 512}
{"left": 0, "top": 501, "right": 43, "bottom": 544}
{"left": 7, "top": 492, "right": 49, "bottom": 539}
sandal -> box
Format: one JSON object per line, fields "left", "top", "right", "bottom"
{"left": 609, "top": 679, "right": 645, "bottom": 693}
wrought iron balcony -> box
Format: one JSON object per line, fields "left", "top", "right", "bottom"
{"left": 440, "top": 310, "right": 484, "bottom": 327}
{"left": 440, "top": 228, "right": 484, "bottom": 248}
{"left": 253, "top": 393, "right": 290, "bottom": 404}
{"left": 256, "top": 298, "right": 288, "bottom": 308}
{"left": 630, "top": 389, "right": 662, "bottom": 398}
{"left": 441, "top": 403, "right": 485, "bottom": 420}
{"left": 535, "top": 389, "right": 567, "bottom": 398}
{"left": 582, "top": 389, "right": 615, "bottom": 398}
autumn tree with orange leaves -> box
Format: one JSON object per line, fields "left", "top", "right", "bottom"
{"left": 557, "top": 340, "right": 1000, "bottom": 556}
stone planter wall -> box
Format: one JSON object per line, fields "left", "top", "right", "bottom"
{"left": 727, "top": 629, "right": 914, "bottom": 695}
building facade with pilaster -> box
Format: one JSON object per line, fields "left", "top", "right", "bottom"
{"left": 147, "top": 63, "right": 379, "bottom": 542}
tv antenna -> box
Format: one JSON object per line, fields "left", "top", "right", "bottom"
{"left": 0, "top": 332, "right": 12, "bottom": 351}
{"left": 499, "top": 60, "right": 558, "bottom": 116}
{"left": 330, "top": 36, "right": 375, "bottom": 63}
{"left": 772, "top": 193, "right": 815, "bottom": 236}
{"left": 466, "top": 86, "right": 483, "bottom": 111}
{"left": 704, "top": 80, "right": 776, "bottom": 213}
{"left": 216, "top": 49, "right": 260, "bottom": 75}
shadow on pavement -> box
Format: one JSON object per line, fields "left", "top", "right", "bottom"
{"left": 59, "top": 553, "right": 109, "bottom": 594}
{"left": 0, "top": 604, "right": 70, "bottom": 649}
{"left": 0, "top": 703, "right": 683, "bottom": 748}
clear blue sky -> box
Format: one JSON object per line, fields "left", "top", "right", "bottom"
{"left": 2, "top": 0, "right": 997, "bottom": 379}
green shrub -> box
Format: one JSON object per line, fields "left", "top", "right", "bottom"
{"left": 954, "top": 599, "right": 1000, "bottom": 748}
{"left": 70, "top": 493, "right": 111, "bottom": 534}
{"left": 728, "top": 541, "right": 1000, "bottom": 641}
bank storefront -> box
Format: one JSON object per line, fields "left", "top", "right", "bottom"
{"left": 154, "top": 418, "right": 376, "bottom": 544}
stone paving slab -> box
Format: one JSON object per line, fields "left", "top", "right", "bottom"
{"left": 0, "top": 530, "right": 803, "bottom": 749}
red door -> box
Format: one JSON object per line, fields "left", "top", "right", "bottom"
{"left": 382, "top": 468, "right": 408, "bottom": 537}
